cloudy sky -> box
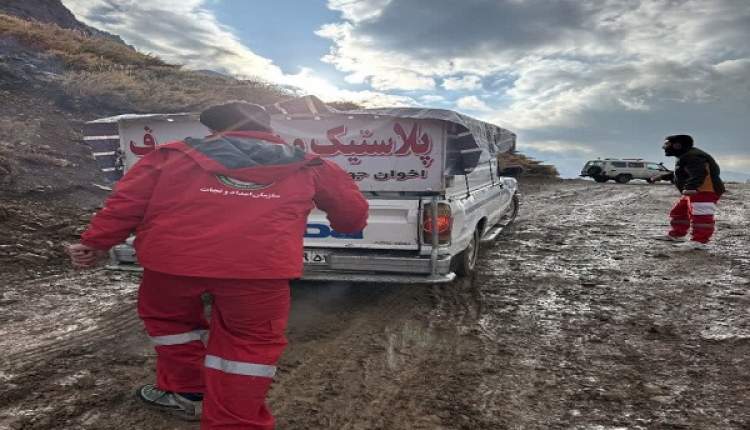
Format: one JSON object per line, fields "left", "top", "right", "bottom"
{"left": 62, "top": 0, "right": 749, "bottom": 178}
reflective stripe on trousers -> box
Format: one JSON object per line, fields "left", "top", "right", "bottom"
{"left": 150, "top": 330, "right": 208, "bottom": 346}
{"left": 691, "top": 202, "right": 716, "bottom": 216}
{"left": 205, "top": 354, "right": 277, "bottom": 378}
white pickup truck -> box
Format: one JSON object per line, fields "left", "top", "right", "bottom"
{"left": 83, "top": 96, "right": 520, "bottom": 283}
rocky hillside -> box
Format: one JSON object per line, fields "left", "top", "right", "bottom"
{"left": 0, "top": 4, "right": 292, "bottom": 278}
{"left": 0, "top": 0, "right": 123, "bottom": 42}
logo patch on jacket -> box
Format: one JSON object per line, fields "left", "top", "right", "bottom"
{"left": 216, "top": 175, "right": 273, "bottom": 190}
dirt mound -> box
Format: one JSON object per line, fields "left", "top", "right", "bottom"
{"left": 0, "top": 86, "right": 108, "bottom": 278}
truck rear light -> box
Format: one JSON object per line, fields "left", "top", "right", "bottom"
{"left": 423, "top": 203, "right": 452, "bottom": 244}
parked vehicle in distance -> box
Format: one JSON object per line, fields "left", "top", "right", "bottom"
{"left": 580, "top": 158, "right": 673, "bottom": 184}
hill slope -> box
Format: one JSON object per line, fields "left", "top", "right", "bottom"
{"left": 0, "top": 0, "right": 121, "bottom": 41}
{"left": 0, "top": 7, "right": 293, "bottom": 277}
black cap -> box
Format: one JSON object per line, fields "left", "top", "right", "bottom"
{"left": 200, "top": 101, "right": 271, "bottom": 132}
{"left": 665, "top": 134, "right": 694, "bottom": 148}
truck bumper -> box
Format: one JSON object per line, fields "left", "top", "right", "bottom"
{"left": 303, "top": 253, "right": 455, "bottom": 284}
{"left": 108, "top": 245, "right": 456, "bottom": 284}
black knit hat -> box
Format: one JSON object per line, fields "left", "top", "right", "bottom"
{"left": 200, "top": 101, "right": 271, "bottom": 132}
{"left": 665, "top": 134, "right": 694, "bottom": 148}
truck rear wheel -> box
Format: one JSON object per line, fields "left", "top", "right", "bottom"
{"left": 453, "top": 228, "right": 480, "bottom": 277}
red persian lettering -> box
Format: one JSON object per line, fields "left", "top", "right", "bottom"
{"left": 130, "top": 126, "right": 157, "bottom": 156}
{"left": 393, "top": 123, "right": 432, "bottom": 156}
{"left": 310, "top": 126, "right": 395, "bottom": 156}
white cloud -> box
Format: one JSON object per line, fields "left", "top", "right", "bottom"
{"left": 456, "top": 96, "right": 491, "bottom": 112}
{"left": 319, "top": 0, "right": 750, "bottom": 144}
{"left": 316, "top": 21, "right": 441, "bottom": 91}
{"left": 281, "top": 68, "right": 417, "bottom": 107}
{"left": 370, "top": 70, "right": 435, "bottom": 91}
{"left": 60, "top": 0, "right": 410, "bottom": 107}
{"left": 442, "top": 75, "right": 482, "bottom": 91}
{"left": 717, "top": 156, "right": 750, "bottom": 172}
{"left": 62, "top": 0, "right": 285, "bottom": 83}
{"left": 419, "top": 94, "right": 446, "bottom": 103}
{"left": 326, "top": 0, "right": 392, "bottom": 23}
{"left": 519, "top": 140, "right": 595, "bottom": 155}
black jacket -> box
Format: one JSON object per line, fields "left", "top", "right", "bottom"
{"left": 674, "top": 147, "right": 725, "bottom": 195}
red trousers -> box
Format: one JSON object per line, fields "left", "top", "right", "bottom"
{"left": 137, "top": 269, "right": 290, "bottom": 430}
{"left": 668, "top": 192, "right": 720, "bottom": 243}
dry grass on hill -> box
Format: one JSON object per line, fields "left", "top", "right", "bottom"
{"left": 0, "top": 13, "right": 290, "bottom": 113}
{"left": 61, "top": 68, "right": 289, "bottom": 113}
{"left": 500, "top": 151, "right": 559, "bottom": 177}
{"left": 0, "top": 14, "right": 163, "bottom": 69}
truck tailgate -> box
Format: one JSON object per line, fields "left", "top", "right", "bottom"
{"left": 305, "top": 199, "right": 420, "bottom": 250}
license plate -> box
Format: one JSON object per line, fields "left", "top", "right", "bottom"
{"left": 303, "top": 250, "right": 329, "bottom": 265}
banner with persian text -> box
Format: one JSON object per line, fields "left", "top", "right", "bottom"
{"left": 272, "top": 117, "right": 446, "bottom": 192}
{"left": 120, "top": 119, "right": 208, "bottom": 171}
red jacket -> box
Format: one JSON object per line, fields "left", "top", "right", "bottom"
{"left": 81, "top": 131, "right": 368, "bottom": 279}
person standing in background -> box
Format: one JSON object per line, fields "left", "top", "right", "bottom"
{"left": 656, "top": 134, "right": 725, "bottom": 250}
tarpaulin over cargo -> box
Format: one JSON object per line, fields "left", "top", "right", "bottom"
{"left": 83, "top": 95, "right": 516, "bottom": 191}
{"left": 266, "top": 95, "right": 516, "bottom": 155}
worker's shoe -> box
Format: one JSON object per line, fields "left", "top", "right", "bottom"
{"left": 136, "top": 384, "right": 203, "bottom": 421}
{"left": 673, "top": 241, "right": 709, "bottom": 251}
{"left": 651, "top": 234, "right": 686, "bottom": 242}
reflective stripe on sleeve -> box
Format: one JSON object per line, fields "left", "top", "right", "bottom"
{"left": 691, "top": 202, "right": 716, "bottom": 215}
{"left": 150, "top": 330, "right": 208, "bottom": 346}
{"left": 204, "top": 354, "right": 277, "bottom": 378}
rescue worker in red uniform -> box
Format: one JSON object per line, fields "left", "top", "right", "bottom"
{"left": 657, "top": 134, "right": 725, "bottom": 250}
{"left": 66, "top": 101, "right": 369, "bottom": 429}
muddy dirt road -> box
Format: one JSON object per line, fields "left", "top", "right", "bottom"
{"left": 1, "top": 179, "right": 748, "bottom": 429}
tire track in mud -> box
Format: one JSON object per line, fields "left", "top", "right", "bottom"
{"left": 464, "top": 181, "right": 750, "bottom": 428}
{"left": 272, "top": 283, "right": 429, "bottom": 429}
{"left": 464, "top": 183, "right": 644, "bottom": 426}
{"left": 0, "top": 271, "right": 147, "bottom": 429}
{"left": 271, "top": 250, "right": 514, "bottom": 428}
{"left": 2, "top": 302, "right": 141, "bottom": 368}
{"left": 2, "top": 270, "right": 142, "bottom": 369}
{"left": 271, "top": 181, "right": 617, "bottom": 429}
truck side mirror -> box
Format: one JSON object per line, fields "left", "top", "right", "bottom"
{"left": 499, "top": 165, "right": 523, "bottom": 178}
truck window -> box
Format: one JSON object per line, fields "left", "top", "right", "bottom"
{"left": 465, "top": 152, "right": 493, "bottom": 192}
{"left": 611, "top": 161, "right": 626, "bottom": 168}
{"left": 627, "top": 162, "right": 644, "bottom": 168}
